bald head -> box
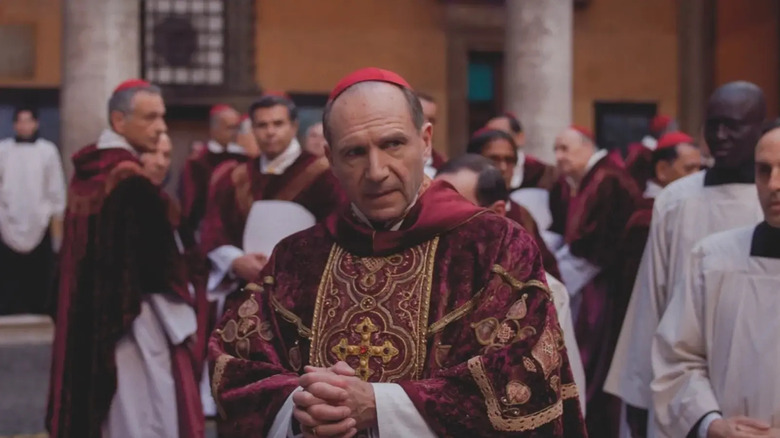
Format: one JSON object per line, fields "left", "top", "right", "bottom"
{"left": 553, "top": 127, "right": 596, "bottom": 181}
{"left": 210, "top": 106, "right": 241, "bottom": 146}
{"left": 704, "top": 81, "right": 766, "bottom": 168}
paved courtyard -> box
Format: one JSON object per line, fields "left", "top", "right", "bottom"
{"left": 0, "top": 316, "right": 216, "bottom": 438}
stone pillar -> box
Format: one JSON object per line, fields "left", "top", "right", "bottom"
{"left": 504, "top": 0, "right": 573, "bottom": 164}
{"left": 678, "top": 0, "right": 715, "bottom": 137}
{"left": 61, "top": 0, "right": 140, "bottom": 177}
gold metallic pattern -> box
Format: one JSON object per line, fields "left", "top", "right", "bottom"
{"left": 211, "top": 354, "right": 232, "bottom": 419}
{"left": 217, "top": 295, "right": 273, "bottom": 359}
{"left": 467, "top": 356, "right": 563, "bottom": 431}
{"left": 434, "top": 343, "right": 451, "bottom": 369}
{"left": 427, "top": 287, "right": 485, "bottom": 336}
{"left": 561, "top": 383, "right": 579, "bottom": 400}
{"left": 269, "top": 293, "right": 313, "bottom": 338}
{"left": 531, "top": 319, "right": 564, "bottom": 379}
{"left": 309, "top": 239, "right": 439, "bottom": 382}
{"left": 503, "top": 381, "right": 532, "bottom": 406}
{"left": 331, "top": 317, "right": 400, "bottom": 380}
{"left": 491, "top": 265, "right": 551, "bottom": 298}
{"left": 289, "top": 342, "right": 302, "bottom": 372}
{"left": 523, "top": 357, "right": 538, "bottom": 373}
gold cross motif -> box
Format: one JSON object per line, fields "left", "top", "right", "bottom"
{"left": 331, "top": 317, "right": 399, "bottom": 381}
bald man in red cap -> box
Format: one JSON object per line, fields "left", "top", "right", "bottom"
{"left": 546, "top": 125, "right": 640, "bottom": 438}
{"left": 209, "top": 68, "right": 586, "bottom": 438}
{"left": 179, "top": 104, "right": 248, "bottom": 236}
{"left": 48, "top": 80, "right": 204, "bottom": 438}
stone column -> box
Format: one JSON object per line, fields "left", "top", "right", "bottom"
{"left": 504, "top": 0, "right": 573, "bottom": 164}
{"left": 678, "top": 0, "right": 715, "bottom": 137}
{"left": 61, "top": 0, "right": 140, "bottom": 177}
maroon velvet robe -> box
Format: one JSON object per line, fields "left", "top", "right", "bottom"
{"left": 199, "top": 152, "right": 345, "bottom": 254}
{"left": 505, "top": 200, "right": 561, "bottom": 280}
{"left": 209, "top": 180, "right": 586, "bottom": 438}
{"left": 516, "top": 154, "right": 558, "bottom": 190}
{"left": 179, "top": 146, "right": 249, "bottom": 233}
{"left": 47, "top": 145, "right": 203, "bottom": 438}
{"left": 565, "top": 156, "right": 640, "bottom": 438}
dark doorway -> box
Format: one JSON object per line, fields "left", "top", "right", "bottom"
{"left": 467, "top": 51, "right": 504, "bottom": 140}
{"left": 594, "top": 101, "right": 657, "bottom": 156}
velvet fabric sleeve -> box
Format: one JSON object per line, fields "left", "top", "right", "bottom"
{"left": 199, "top": 163, "right": 247, "bottom": 254}
{"left": 567, "top": 171, "right": 639, "bottom": 268}
{"left": 208, "top": 265, "right": 301, "bottom": 438}
{"left": 86, "top": 175, "right": 188, "bottom": 436}
{"left": 398, "top": 225, "right": 586, "bottom": 437}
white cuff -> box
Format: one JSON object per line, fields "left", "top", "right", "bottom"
{"left": 698, "top": 412, "right": 722, "bottom": 438}
{"left": 207, "top": 245, "right": 244, "bottom": 291}
{"left": 267, "top": 387, "right": 303, "bottom": 438}
{"left": 372, "top": 383, "right": 436, "bottom": 438}
{"left": 555, "top": 244, "right": 601, "bottom": 297}
{"left": 148, "top": 294, "right": 197, "bottom": 345}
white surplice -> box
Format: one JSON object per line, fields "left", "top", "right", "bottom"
{"left": 605, "top": 171, "right": 763, "bottom": 412}
{"left": 102, "top": 294, "right": 197, "bottom": 438}
{"left": 547, "top": 273, "right": 587, "bottom": 416}
{"left": 651, "top": 225, "right": 780, "bottom": 437}
{"left": 0, "top": 137, "right": 66, "bottom": 253}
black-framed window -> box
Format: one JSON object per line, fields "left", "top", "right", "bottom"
{"left": 594, "top": 101, "right": 657, "bottom": 156}
{"left": 142, "top": 0, "right": 226, "bottom": 86}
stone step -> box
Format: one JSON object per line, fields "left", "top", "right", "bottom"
{"left": 0, "top": 315, "right": 53, "bottom": 346}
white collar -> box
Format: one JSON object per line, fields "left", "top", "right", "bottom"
{"left": 207, "top": 140, "right": 245, "bottom": 155}
{"left": 510, "top": 151, "right": 527, "bottom": 189}
{"left": 644, "top": 180, "right": 664, "bottom": 198}
{"left": 96, "top": 129, "right": 138, "bottom": 156}
{"left": 641, "top": 135, "right": 658, "bottom": 150}
{"left": 259, "top": 138, "right": 302, "bottom": 175}
{"left": 567, "top": 148, "right": 608, "bottom": 189}
{"left": 350, "top": 187, "right": 421, "bottom": 231}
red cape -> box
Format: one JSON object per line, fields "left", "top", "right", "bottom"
{"left": 325, "top": 179, "right": 485, "bottom": 256}
{"left": 48, "top": 145, "right": 202, "bottom": 438}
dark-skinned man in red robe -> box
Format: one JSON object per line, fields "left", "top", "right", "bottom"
{"left": 209, "top": 68, "right": 586, "bottom": 438}
{"left": 47, "top": 80, "right": 203, "bottom": 438}
{"left": 179, "top": 103, "right": 248, "bottom": 236}
{"left": 550, "top": 126, "right": 640, "bottom": 438}
{"left": 485, "top": 112, "right": 557, "bottom": 190}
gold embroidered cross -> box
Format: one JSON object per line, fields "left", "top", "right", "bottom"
{"left": 332, "top": 317, "right": 399, "bottom": 381}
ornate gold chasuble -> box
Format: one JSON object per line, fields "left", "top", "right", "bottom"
{"left": 308, "top": 238, "right": 439, "bottom": 382}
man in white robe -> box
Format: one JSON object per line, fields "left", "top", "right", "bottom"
{"left": 0, "top": 107, "right": 66, "bottom": 315}
{"left": 651, "top": 121, "right": 780, "bottom": 438}
{"left": 605, "top": 81, "right": 768, "bottom": 437}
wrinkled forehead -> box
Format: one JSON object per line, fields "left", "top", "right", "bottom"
{"left": 328, "top": 82, "right": 414, "bottom": 142}
{"left": 555, "top": 128, "right": 584, "bottom": 147}
{"left": 757, "top": 128, "right": 780, "bottom": 159}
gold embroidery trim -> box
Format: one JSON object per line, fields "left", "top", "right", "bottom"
{"left": 467, "top": 356, "right": 562, "bottom": 431}
{"left": 211, "top": 354, "right": 232, "bottom": 420}
{"left": 308, "top": 243, "right": 340, "bottom": 364}
{"left": 491, "top": 265, "right": 551, "bottom": 297}
{"left": 269, "top": 293, "right": 313, "bottom": 339}
{"left": 416, "top": 237, "right": 439, "bottom": 372}
{"left": 428, "top": 287, "right": 485, "bottom": 336}
{"left": 561, "top": 383, "right": 579, "bottom": 400}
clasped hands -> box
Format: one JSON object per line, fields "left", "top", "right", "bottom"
{"left": 708, "top": 416, "right": 780, "bottom": 438}
{"left": 292, "top": 361, "right": 377, "bottom": 438}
